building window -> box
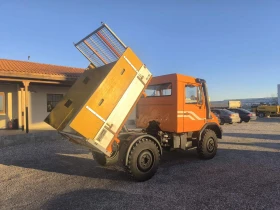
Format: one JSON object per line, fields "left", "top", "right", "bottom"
{"left": 0, "top": 92, "right": 5, "bottom": 114}
{"left": 47, "top": 94, "right": 63, "bottom": 112}
{"left": 145, "top": 83, "right": 172, "bottom": 97}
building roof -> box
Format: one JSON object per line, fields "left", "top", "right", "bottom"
{"left": 0, "top": 59, "right": 85, "bottom": 81}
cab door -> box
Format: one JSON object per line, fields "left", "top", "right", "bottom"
{"left": 183, "top": 83, "right": 206, "bottom": 132}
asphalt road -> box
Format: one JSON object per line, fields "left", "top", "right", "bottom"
{"left": 1, "top": 118, "right": 280, "bottom": 210}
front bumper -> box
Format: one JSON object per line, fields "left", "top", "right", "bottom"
{"left": 230, "top": 117, "right": 241, "bottom": 123}
{"left": 250, "top": 116, "right": 257, "bottom": 121}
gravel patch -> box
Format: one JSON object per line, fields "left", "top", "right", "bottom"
{"left": 0, "top": 130, "right": 62, "bottom": 148}
{"left": 1, "top": 118, "right": 280, "bottom": 210}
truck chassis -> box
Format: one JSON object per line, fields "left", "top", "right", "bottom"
{"left": 60, "top": 121, "right": 221, "bottom": 181}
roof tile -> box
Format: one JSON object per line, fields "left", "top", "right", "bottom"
{"left": 0, "top": 59, "right": 85, "bottom": 79}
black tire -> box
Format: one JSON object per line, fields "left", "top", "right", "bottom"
{"left": 220, "top": 119, "right": 225, "bottom": 125}
{"left": 244, "top": 119, "right": 250, "bottom": 123}
{"left": 127, "top": 138, "right": 160, "bottom": 182}
{"left": 259, "top": 112, "right": 265, "bottom": 118}
{"left": 92, "top": 150, "right": 119, "bottom": 166}
{"left": 197, "top": 129, "right": 218, "bottom": 160}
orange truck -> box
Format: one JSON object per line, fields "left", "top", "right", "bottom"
{"left": 45, "top": 23, "right": 222, "bottom": 181}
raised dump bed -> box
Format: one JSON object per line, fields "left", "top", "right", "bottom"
{"left": 44, "top": 23, "right": 222, "bottom": 182}
{"left": 45, "top": 23, "right": 152, "bottom": 156}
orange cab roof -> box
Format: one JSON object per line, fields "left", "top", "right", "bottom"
{"left": 149, "top": 73, "right": 197, "bottom": 85}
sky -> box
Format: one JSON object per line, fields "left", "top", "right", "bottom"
{"left": 0, "top": 0, "right": 280, "bottom": 101}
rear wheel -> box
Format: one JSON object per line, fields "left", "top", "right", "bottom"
{"left": 197, "top": 129, "right": 218, "bottom": 159}
{"left": 220, "top": 119, "right": 225, "bottom": 125}
{"left": 127, "top": 138, "right": 160, "bottom": 182}
{"left": 258, "top": 112, "right": 265, "bottom": 118}
{"left": 92, "top": 150, "right": 119, "bottom": 166}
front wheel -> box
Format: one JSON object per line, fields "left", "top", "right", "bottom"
{"left": 197, "top": 129, "right": 218, "bottom": 159}
{"left": 127, "top": 138, "right": 160, "bottom": 182}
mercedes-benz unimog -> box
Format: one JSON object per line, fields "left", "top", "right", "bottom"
{"left": 44, "top": 23, "right": 222, "bottom": 182}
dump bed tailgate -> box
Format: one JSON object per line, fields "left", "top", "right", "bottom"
{"left": 44, "top": 23, "right": 152, "bottom": 155}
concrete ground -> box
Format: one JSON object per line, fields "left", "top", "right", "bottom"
{"left": 1, "top": 118, "right": 280, "bottom": 210}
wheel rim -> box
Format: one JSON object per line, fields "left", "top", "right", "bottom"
{"left": 109, "top": 150, "right": 118, "bottom": 159}
{"left": 109, "top": 143, "right": 119, "bottom": 159}
{"left": 137, "top": 150, "right": 154, "bottom": 172}
{"left": 206, "top": 138, "right": 215, "bottom": 153}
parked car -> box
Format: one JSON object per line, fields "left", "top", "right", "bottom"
{"left": 227, "top": 108, "right": 257, "bottom": 123}
{"left": 211, "top": 109, "right": 241, "bottom": 125}
{"left": 212, "top": 112, "right": 221, "bottom": 125}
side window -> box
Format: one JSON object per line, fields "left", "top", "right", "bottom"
{"left": 47, "top": 94, "right": 63, "bottom": 112}
{"left": 0, "top": 92, "right": 5, "bottom": 114}
{"left": 145, "top": 83, "right": 172, "bottom": 97}
{"left": 185, "top": 85, "right": 202, "bottom": 104}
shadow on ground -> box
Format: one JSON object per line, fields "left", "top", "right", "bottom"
{"left": 0, "top": 138, "right": 201, "bottom": 182}
{"left": 41, "top": 188, "right": 179, "bottom": 210}
{"left": 220, "top": 141, "right": 280, "bottom": 150}
{"left": 223, "top": 133, "right": 280, "bottom": 140}
{"left": 255, "top": 117, "right": 280, "bottom": 123}
{"left": 40, "top": 148, "right": 280, "bottom": 210}
{"left": 1, "top": 134, "right": 280, "bottom": 183}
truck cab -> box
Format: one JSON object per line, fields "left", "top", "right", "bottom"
{"left": 137, "top": 73, "right": 220, "bottom": 133}
{"left": 135, "top": 73, "right": 222, "bottom": 153}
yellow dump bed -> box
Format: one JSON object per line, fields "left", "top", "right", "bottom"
{"left": 44, "top": 23, "right": 152, "bottom": 155}
{"left": 257, "top": 105, "right": 280, "bottom": 113}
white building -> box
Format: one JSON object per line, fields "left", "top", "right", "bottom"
{"left": 0, "top": 59, "right": 85, "bottom": 132}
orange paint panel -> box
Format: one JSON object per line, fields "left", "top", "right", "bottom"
{"left": 137, "top": 103, "right": 177, "bottom": 131}
{"left": 81, "top": 47, "right": 143, "bottom": 121}
{"left": 44, "top": 62, "right": 116, "bottom": 131}
{"left": 176, "top": 117, "right": 184, "bottom": 132}
{"left": 121, "top": 47, "right": 143, "bottom": 70}
{"left": 85, "top": 59, "right": 137, "bottom": 120}
{"left": 70, "top": 107, "right": 104, "bottom": 139}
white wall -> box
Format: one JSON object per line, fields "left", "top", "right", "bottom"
{"left": 0, "top": 84, "right": 19, "bottom": 129}
{"left": 29, "top": 84, "right": 70, "bottom": 130}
